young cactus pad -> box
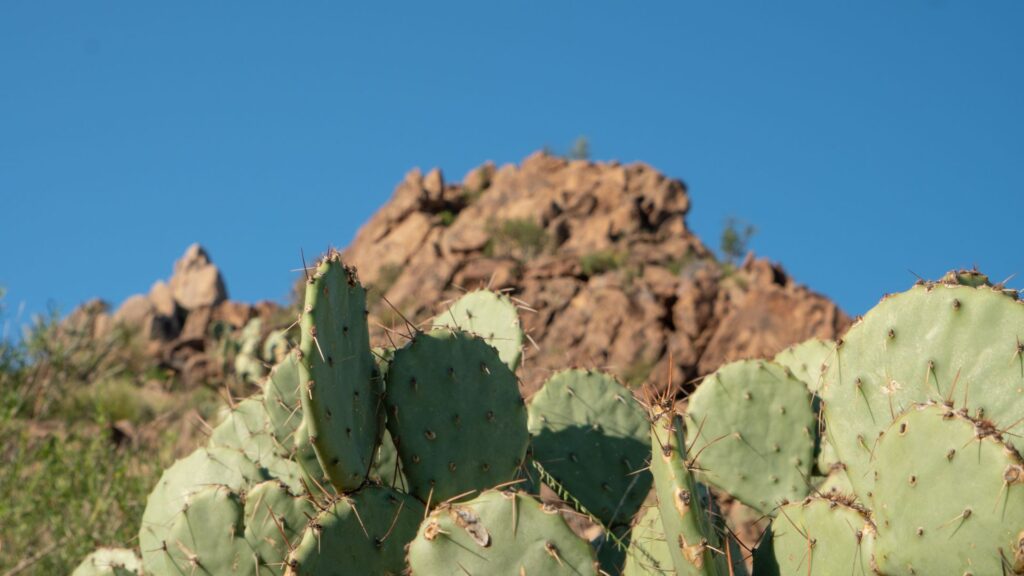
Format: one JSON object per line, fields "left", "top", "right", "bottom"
{"left": 298, "top": 253, "right": 381, "bottom": 492}
{"left": 773, "top": 338, "right": 833, "bottom": 395}
{"left": 869, "top": 403, "right": 1024, "bottom": 575}
{"left": 821, "top": 278, "right": 1024, "bottom": 501}
{"left": 764, "top": 497, "right": 875, "bottom": 576}
{"left": 407, "top": 490, "right": 598, "bottom": 575}
{"left": 160, "top": 485, "right": 256, "bottom": 575}
{"left": 431, "top": 289, "right": 525, "bottom": 371}
{"left": 209, "top": 396, "right": 306, "bottom": 493}
{"left": 384, "top": 328, "right": 528, "bottom": 503}
{"left": 527, "top": 369, "right": 652, "bottom": 527}
{"left": 139, "top": 446, "right": 267, "bottom": 574}
{"left": 649, "top": 411, "right": 729, "bottom": 576}
{"left": 285, "top": 486, "right": 424, "bottom": 575}
{"left": 243, "top": 481, "right": 316, "bottom": 575}
{"left": 685, "top": 359, "right": 816, "bottom": 514}
{"left": 622, "top": 504, "right": 674, "bottom": 576}
{"left": 71, "top": 548, "right": 142, "bottom": 576}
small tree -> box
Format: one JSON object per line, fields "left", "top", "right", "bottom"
{"left": 568, "top": 136, "right": 590, "bottom": 160}
{"left": 720, "top": 217, "right": 756, "bottom": 265}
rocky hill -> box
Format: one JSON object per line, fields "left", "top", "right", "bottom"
{"left": 93, "top": 151, "right": 847, "bottom": 397}
{"left": 346, "top": 151, "right": 849, "bottom": 394}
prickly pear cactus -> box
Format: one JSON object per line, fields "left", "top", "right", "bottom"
{"left": 773, "top": 338, "right": 833, "bottom": 395}
{"left": 235, "top": 317, "right": 267, "bottom": 384}
{"left": 243, "top": 481, "right": 316, "bottom": 575}
{"left": 407, "top": 490, "right": 598, "bottom": 575}
{"left": 821, "top": 275, "right": 1024, "bottom": 501}
{"left": 761, "top": 497, "right": 875, "bottom": 576}
{"left": 869, "top": 403, "right": 1024, "bottom": 575}
{"left": 159, "top": 485, "right": 257, "bottom": 574}
{"left": 210, "top": 396, "right": 305, "bottom": 493}
{"left": 622, "top": 504, "right": 674, "bottom": 576}
{"left": 431, "top": 289, "right": 525, "bottom": 371}
{"left": 285, "top": 486, "right": 424, "bottom": 575}
{"left": 384, "top": 328, "right": 528, "bottom": 502}
{"left": 527, "top": 369, "right": 651, "bottom": 527}
{"left": 139, "top": 446, "right": 267, "bottom": 574}
{"left": 262, "top": 353, "right": 302, "bottom": 445}
{"left": 71, "top": 548, "right": 142, "bottom": 576}
{"left": 685, "top": 359, "right": 816, "bottom": 514}
{"left": 649, "top": 410, "right": 728, "bottom": 575}
{"left": 298, "top": 253, "right": 381, "bottom": 492}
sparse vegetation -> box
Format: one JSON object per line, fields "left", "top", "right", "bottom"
{"left": 720, "top": 217, "right": 756, "bottom": 265}
{"left": 579, "top": 249, "right": 625, "bottom": 278}
{"left": 569, "top": 136, "right": 590, "bottom": 160}
{"left": 484, "top": 218, "right": 549, "bottom": 260}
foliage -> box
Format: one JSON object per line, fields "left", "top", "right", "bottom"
{"left": 484, "top": 218, "right": 549, "bottom": 260}
{"left": 580, "top": 249, "right": 625, "bottom": 277}
{"left": 719, "top": 217, "right": 756, "bottom": 264}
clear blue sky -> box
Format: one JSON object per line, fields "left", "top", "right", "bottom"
{"left": 2, "top": 2, "right": 1021, "bottom": 332}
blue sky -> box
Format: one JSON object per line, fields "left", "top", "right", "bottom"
{"left": 1, "top": 2, "right": 1021, "bottom": 333}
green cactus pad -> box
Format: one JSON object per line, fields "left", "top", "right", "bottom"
{"left": 622, "top": 505, "right": 674, "bottom": 576}
{"left": 291, "top": 420, "right": 330, "bottom": 493}
{"left": 298, "top": 253, "right": 381, "bottom": 492}
{"left": 263, "top": 353, "right": 303, "bottom": 446}
{"left": 210, "top": 396, "right": 306, "bottom": 493}
{"left": 527, "top": 369, "right": 651, "bottom": 527}
{"left": 161, "top": 485, "right": 258, "bottom": 575}
{"left": 243, "top": 481, "right": 316, "bottom": 575}
{"left": 385, "top": 329, "right": 528, "bottom": 503}
{"left": 870, "top": 403, "right": 1024, "bottom": 575}
{"left": 817, "top": 469, "right": 855, "bottom": 500}
{"left": 210, "top": 397, "right": 278, "bottom": 459}
{"left": 369, "top": 426, "right": 405, "bottom": 489}
{"left": 768, "top": 497, "right": 875, "bottom": 576}
{"left": 287, "top": 486, "right": 424, "bottom": 575}
{"left": 650, "top": 411, "right": 729, "bottom": 576}
{"left": 431, "top": 289, "right": 525, "bottom": 371}
{"left": 71, "top": 548, "right": 142, "bottom": 576}
{"left": 262, "top": 328, "right": 294, "bottom": 365}
{"left": 685, "top": 360, "right": 816, "bottom": 514}
{"left": 821, "top": 279, "right": 1024, "bottom": 501}
{"left": 773, "top": 338, "right": 833, "bottom": 395}
{"left": 407, "top": 489, "right": 598, "bottom": 575}
{"left": 139, "top": 446, "right": 267, "bottom": 574}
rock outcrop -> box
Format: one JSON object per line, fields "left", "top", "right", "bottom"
{"left": 345, "top": 151, "right": 849, "bottom": 394}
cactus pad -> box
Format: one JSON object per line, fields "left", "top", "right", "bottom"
{"left": 161, "top": 485, "right": 257, "bottom": 575}
{"left": 71, "top": 548, "right": 141, "bottom": 576}
{"left": 821, "top": 278, "right": 1024, "bottom": 500}
{"left": 768, "top": 497, "right": 875, "bottom": 576}
{"left": 685, "top": 360, "right": 816, "bottom": 514}
{"left": 385, "top": 329, "right": 528, "bottom": 502}
{"left": 243, "top": 481, "right": 316, "bottom": 575}
{"left": 139, "top": 446, "right": 266, "bottom": 574}
{"left": 298, "top": 253, "right": 381, "bottom": 492}
{"left": 407, "top": 490, "right": 598, "bottom": 575}
{"left": 263, "top": 353, "right": 302, "bottom": 446}
{"left": 869, "top": 403, "right": 1024, "bottom": 575}
{"left": 622, "top": 504, "right": 674, "bottom": 576}
{"left": 773, "top": 338, "right": 833, "bottom": 395}
{"left": 431, "top": 289, "right": 525, "bottom": 371}
{"left": 286, "top": 486, "right": 424, "bottom": 575}
{"left": 650, "top": 411, "right": 728, "bottom": 575}
{"left": 527, "top": 369, "right": 651, "bottom": 527}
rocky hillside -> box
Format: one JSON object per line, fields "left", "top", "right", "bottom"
{"left": 94, "top": 151, "right": 847, "bottom": 396}
{"left": 346, "top": 151, "right": 849, "bottom": 394}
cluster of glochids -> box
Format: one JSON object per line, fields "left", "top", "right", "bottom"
{"left": 74, "top": 258, "right": 1024, "bottom": 576}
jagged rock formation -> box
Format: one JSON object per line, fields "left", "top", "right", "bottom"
{"left": 345, "top": 151, "right": 850, "bottom": 394}
{"left": 71, "top": 244, "right": 283, "bottom": 387}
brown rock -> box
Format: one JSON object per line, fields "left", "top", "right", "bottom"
{"left": 169, "top": 244, "right": 227, "bottom": 311}
{"left": 148, "top": 281, "right": 178, "bottom": 318}
{"left": 212, "top": 301, "right": 252, "bottom": 329}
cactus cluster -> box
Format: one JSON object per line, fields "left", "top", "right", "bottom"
{"left": 77, "top": 261, "right": 1024, "bottom": 575}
